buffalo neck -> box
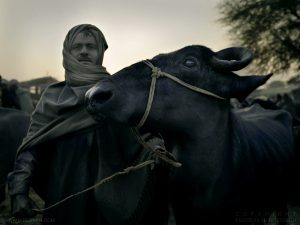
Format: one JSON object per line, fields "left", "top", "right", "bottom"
{"left": 161, "top": 99, "right": 234, "bottom": 207}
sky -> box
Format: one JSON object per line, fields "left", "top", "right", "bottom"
{"left": 1, "top": 0, "right": 231, "bottom": 82}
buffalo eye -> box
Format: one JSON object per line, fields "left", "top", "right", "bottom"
{"left": 183, "top": 58, "right": 196, "bottom": 68}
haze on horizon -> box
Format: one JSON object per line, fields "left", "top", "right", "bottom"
{"left": 1, "top": 0, "right": 231, "bottom": 82}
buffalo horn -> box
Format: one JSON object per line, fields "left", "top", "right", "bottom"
{"left": 231, "top": 73, "right": 273, "bottom": 101}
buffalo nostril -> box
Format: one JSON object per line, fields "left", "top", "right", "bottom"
{"left": 92, "top": 90, "right": 113, "bottom": 105}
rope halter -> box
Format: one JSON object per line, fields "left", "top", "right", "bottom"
{"left": 136, "top": 60, "right": 226, "bottom": 128}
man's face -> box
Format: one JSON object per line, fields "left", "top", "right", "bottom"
{"left": 70, "top": 32, "right": 98, "bottom": 65}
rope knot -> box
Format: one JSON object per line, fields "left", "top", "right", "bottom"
{"left": 151, "top": 67, "right": 163, "bottom": 78}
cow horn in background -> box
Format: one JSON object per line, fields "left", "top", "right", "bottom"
{"left": 211, "top": 47, "right": 253, "bottom": 71}
{"left": 230, "top": 73, "right": 273, "bottom": 101}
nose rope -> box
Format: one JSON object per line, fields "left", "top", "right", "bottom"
{"left": 137, "top": 60, "right": 226, "bottom": 128}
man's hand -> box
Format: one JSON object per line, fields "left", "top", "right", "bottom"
{"left": 11, "top": 194, "right": 37, "bottom": 218}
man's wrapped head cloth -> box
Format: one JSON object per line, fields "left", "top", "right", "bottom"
{"left": 63, "top": 24, "right": 109, "bottom": 86}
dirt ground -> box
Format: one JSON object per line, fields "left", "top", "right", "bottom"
{"left": 1, "top": 187, "right": 300, "bottom": 225}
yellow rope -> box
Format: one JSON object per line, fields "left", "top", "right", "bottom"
{"left": 137, "top": 60, "right": 225, "bottom": 127}
{"left": 32, "top": 160, "right": 155, "bottom": 214}
{"left": 132, "top": 128, "right": 182, "bottom": 168}
{"left": 23, "top": 128, "right": 181, "bottom": 215}
{"left": 31, "top": 59, "right": 224, "bottom": 215}
{"left": 137, "top": 76, "right": 157, "bottom": 128}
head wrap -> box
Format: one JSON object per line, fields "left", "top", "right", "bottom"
{"left": 63, "top": 24, "right": 109, "bottom": 86}
{"left": 18, "top": 24, "right": 110, "bottom": 153}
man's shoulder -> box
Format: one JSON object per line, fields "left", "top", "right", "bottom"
{"left": 44, "top": 81, "right": 66, "bottom": 91}
{"left": 39, "top": 81, "right": 66, "bottom": 99}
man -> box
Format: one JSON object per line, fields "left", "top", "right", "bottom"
{"left": 8, "top": 24, "right": 168, "bottom": 225}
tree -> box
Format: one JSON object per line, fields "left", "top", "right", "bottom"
{"left": 218, "top": 0, "right": 300, "bottom": 75}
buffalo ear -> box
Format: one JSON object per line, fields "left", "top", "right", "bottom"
{"left": 230, "top": 73, "right": 273, "bottom": 101}
{"left": 211, "top": 47, "right": 253, "bottom": 71}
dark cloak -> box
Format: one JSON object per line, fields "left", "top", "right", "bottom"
{"left": 33, "top": 121, "right": 168, "bottom": 225}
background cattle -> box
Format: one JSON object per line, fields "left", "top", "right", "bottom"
{"left": 0, "top": 107, "right": 30, "bottom": 202}
{"left": 86, "top": 45, "right": 296, "bottom": 224}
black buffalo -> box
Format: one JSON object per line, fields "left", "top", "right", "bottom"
{"left": 0, "top": 107, "right": 30, "bottom": 202}
{"left": 85, "top": 46, "right": 294, "bottom": 225}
